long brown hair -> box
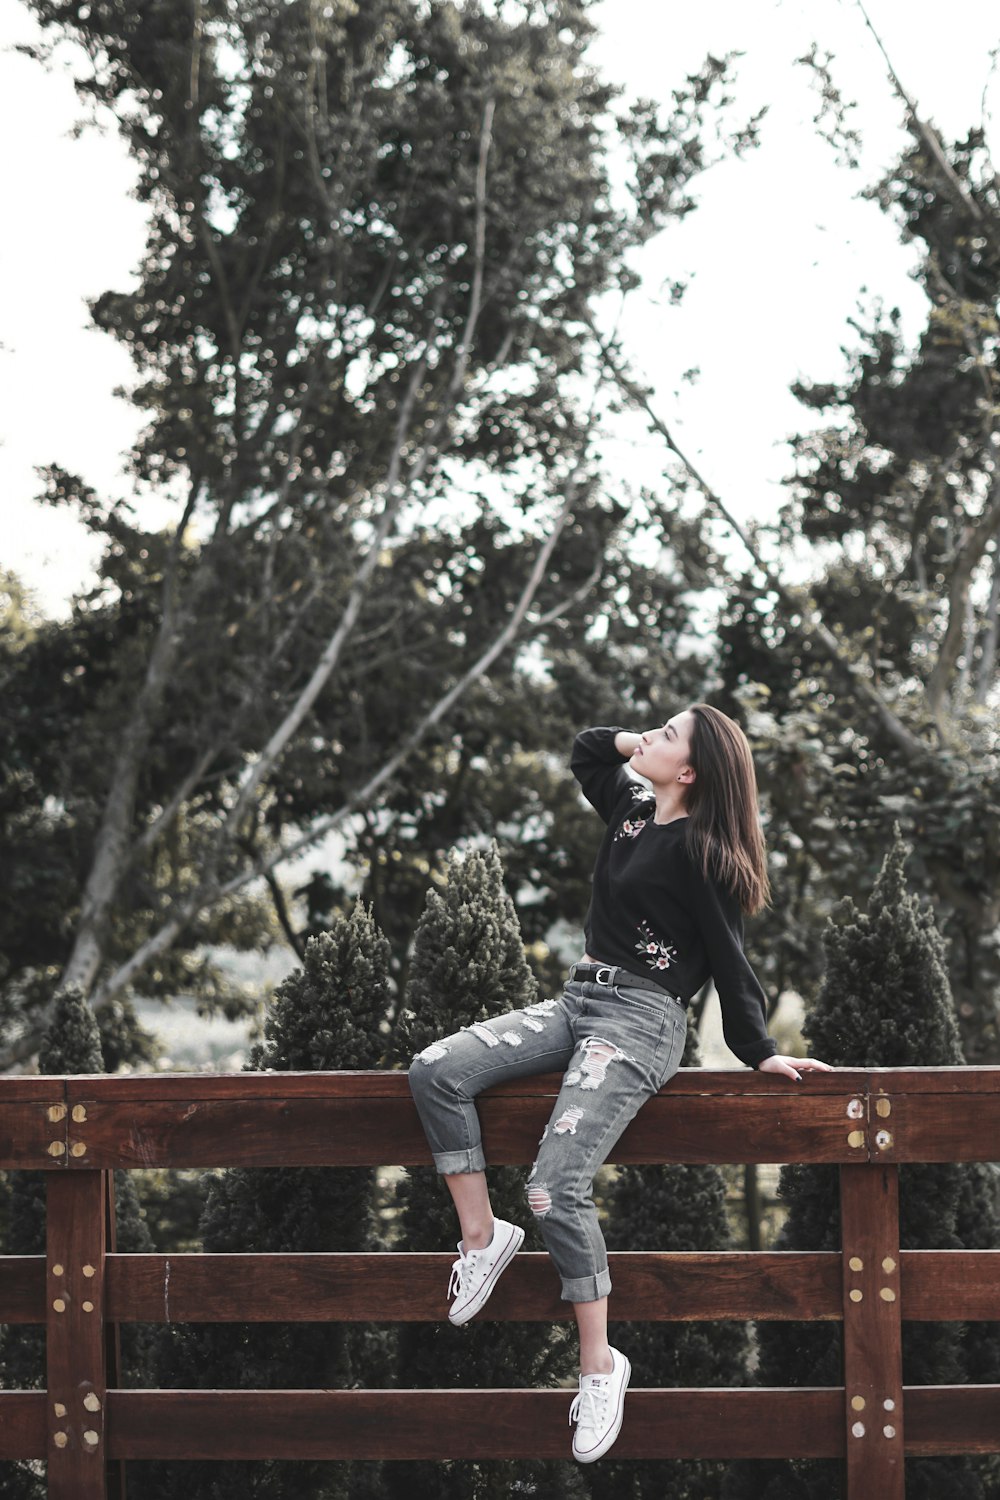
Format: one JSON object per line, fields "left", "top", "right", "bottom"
{"left": 682, "top": 704, "right": 770, "bottom": 916}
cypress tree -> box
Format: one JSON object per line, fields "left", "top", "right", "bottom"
{"left": 0, "top": 988, "right": 153, "bottom": 1500}
{"left": 722, "top": 831, "right": 1000, "bottom": 1500}
{"left": 138, "top": 901, "right": 393, "bottom": 1500}
{"left": 388, "top": 842, "right": 587, "bottom": 1500}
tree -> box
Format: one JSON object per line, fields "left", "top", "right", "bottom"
{"left": 587, "top": 27, "right": 1000, "bottom": 1065}
{"left": 389, "top": 842, "right": 585, "bottom": 1500}
{"left": 6, "top": 0, "right": 755, "bottom": 1068}
{"left": 137, "top": 900, "right": 392, "bottom": 1500}
{"left": 721, "top": 832, "right": 1000, "bottom": 1500}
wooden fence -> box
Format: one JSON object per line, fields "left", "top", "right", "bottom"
{"left": 1, "top": 1065, "right": 999, "bottom": 1498}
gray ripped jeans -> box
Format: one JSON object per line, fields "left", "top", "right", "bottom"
{"left": 407, "top": 973, "right": 688, "bottom": 1303}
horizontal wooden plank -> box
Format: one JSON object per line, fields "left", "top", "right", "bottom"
{"left": 901, "top": 1252, "right": 1000, "bottom": 1321}
{"left": 0, "top": 1256, "right": 44, "bottom": 1322}
{"left": 0, "top": 1392, "right": 48, "bottom": 1459}
{"left": 873, "top": 1095, "right": 1000, "bottom": 1163}
{"left": 9, "top": 1384, "right": 1000, "bottom": 1463}
{"left": 905, "top": 1386, "right": 1000, "bottom": 1454}
{"left": 104, "top": 1387, "right": 844, "bottom": 1460}
{"left": 0, "top": 1078, "right": 69, "bottom": 1101}
{"left": 58, "top": 1068, "right": 871, "bottom": 1100}
{"left": 3, "top": 1070, "right": 997, "bottom": 1170}
{"left": 10, "top": 1248, "right": 999, "bottom": 1328}
{"left": 49, "top": 1066, "right": 1000, "bottom": 1102}
{"left": 0, "top": 1100, "right": 67, "bottom": 1168}
{"left": 101, "top": 1250, "right": 844, "bottom": 1324}
{"left": 39, "top": 1091, "right": 873, "bottom": 1169}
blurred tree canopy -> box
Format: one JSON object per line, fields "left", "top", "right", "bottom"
{"left": 4, "top": 1, "right": 1000, "bottom": 1078}
{"left": 591, "top": 45, "right": 1000, "bottom": 1063}
{"left": 1, "top": 0, "right": 763, "bottom": 1063}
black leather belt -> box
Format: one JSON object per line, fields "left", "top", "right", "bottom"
{"left": 568, "top": 962, "right": 683, "bottom": 1006}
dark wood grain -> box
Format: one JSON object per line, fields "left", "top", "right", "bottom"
{"left": 101, "top": 1249, "right": 843, "bottom": 1324}
{"left": 0, "top": 1069, "right": 992, "bottom": 1170}
{"left": 904, "top": 1385, "right": 1000, "bottom": 1453}
{"left": 0, "top": 1392, "right": 47, "bottom": 1458}
{"left": 104, "top": 1387, "right": 844, "bottom": 1460}
{"left": 56, "top": 1090, "right": 872, "bottom": 1169}
{"left": 840, "top": 1163, "right": 904, "bottom": 1500}
{"left": 48, "top": 1065, "right": 1000, "bottom": 1100}
{"left": 7, "top": 1248, "right": 990, "bottom": 1326}
{"left": 0, "top": 1099, "right": 68, "bottom": 1169}
{"left": 870, "top": 1092, "right": 1000, "bottom": 1163}
{"left": 46, "top": 1171, "right": 109, "bottom": 1500}
{"left": 0, "top": 1255, "right": 45, "bottom": 1322}
{"left": 900, "top": 1251, "right": 1000, "bottom": 1320}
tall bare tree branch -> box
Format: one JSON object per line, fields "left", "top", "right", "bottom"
{"left": 586, "top": 314, "right": 932, "bottom": 761}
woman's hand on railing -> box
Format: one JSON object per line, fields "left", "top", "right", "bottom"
{"left": 757, "top": 1054, "right": 834, "bottom": 1081}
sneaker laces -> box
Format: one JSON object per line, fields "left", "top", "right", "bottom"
{"left": 448, "top": 1245, "right": 476, "bottom": 1301}
{"left": 569, "top": 1376, "right": 609, "bottom": 1429}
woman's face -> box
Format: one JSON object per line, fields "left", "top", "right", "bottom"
{"left": 629, "top": 710, "right": 696, "bottom": 790}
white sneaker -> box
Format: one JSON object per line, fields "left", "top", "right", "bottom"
{"left": 447, "top": 1218, "right": 525, "bottom": 1326}
{"left": 569, "top": 1346, "right": 631, "bottom": 1462}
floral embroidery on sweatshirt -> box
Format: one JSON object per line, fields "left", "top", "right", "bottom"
{"left": 635, "top": 920, "right": 679, "bottom": 972}
{"left": 614, "top": 813, "right": 648, "bottom": 841}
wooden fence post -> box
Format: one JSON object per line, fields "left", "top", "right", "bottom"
{"left": 104, "top": 1170, "right": 127, "bottom": 1500}
{"left": 46, "top": 1171, "right": 109, "bottom": 1500}
{"left": 840, "top": 1162, "right": 904, "bottom": 1499}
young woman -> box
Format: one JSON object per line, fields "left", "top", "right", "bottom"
{"left": 408, "top": 708, "right": 831, "bottom": 1463}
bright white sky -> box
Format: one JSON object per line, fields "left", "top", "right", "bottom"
{"left": 2, "top": 0, "right": 998, "bottom": 616}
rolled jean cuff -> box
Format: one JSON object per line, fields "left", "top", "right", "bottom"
{"left": 560, "top": 1267, "right": 612, "bottom": 1303}
{"left": 431, "top": 1145, "right": 487, "bottom": 1175}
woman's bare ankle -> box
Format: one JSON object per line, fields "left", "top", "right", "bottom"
{"left": 460, "top": 1217, "right": 494, "bottom": 1252}
{"left": 580, "top": 1347, "right": 614, "bottom": 1376}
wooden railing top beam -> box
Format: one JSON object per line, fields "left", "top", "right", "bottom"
{"left": 4, "top": 1067, "right": 1000, "bottom": 1169}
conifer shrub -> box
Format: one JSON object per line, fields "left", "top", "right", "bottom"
{"left": 0, "top": 988, "right": 153, "bottom": 1499}
{"left": 388, "top": 842, "right": 584, "bottom": 1500}
{"left": 722, "top": 831, "right": 1000, "bottom": 1500}
{"left": 138, "top": 901, "right": 393, "bottom": 1500}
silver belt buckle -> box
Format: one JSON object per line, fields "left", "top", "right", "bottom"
{"left": 595, "top": 965, "right": 613, "bottom": 985}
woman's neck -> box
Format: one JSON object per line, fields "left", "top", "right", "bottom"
{"left": 651, "top": 787, "right": 689, "bottom": 825}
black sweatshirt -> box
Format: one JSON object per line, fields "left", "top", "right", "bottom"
{"left": 571, "top": 727, "right": 777, "bottom": 1069}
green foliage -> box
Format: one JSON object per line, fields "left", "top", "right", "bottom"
{"left": 722, "top": 832, "right": 1000, "bottom": 1500}
{"left": 138, "top": 902, "right": 392, "bottom": 1500}
{"left": 5, "top": 0, "right": 761, "bottom": 1068}
{"left": 389, "top": 842, "right": 579, "bottom": 1500}
{"left": 0, "top": 984, "right": 154, "bottom": 1467}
